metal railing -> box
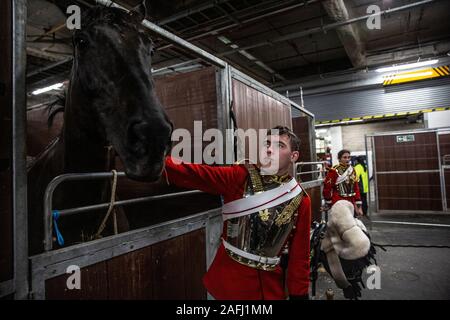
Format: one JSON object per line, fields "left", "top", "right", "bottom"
{"left": 295, "top": 161, "right": 327, "bottom": 181}
{"left": 43, "top": 172, "right": 203, "bottom": 251}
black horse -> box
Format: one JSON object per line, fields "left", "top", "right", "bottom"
{"left": 27, "top": 4, "right": 173, "bottom": 254}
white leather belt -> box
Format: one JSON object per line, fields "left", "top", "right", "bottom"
{"left": 336, "top": 166, "right": 353, "bottom": 184}
{"left": 222, "top": 178, "right": 302, "bottom": 221}
{"left": 222, "top": 239, "right": 280, "bottom": 266}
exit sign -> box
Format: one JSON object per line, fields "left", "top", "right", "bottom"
{"left": 396, "top": 134, "right": 415, "bottom": 143}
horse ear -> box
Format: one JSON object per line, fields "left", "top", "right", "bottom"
{"left": 129, "top": 0, "right": 147, "bottom": 21}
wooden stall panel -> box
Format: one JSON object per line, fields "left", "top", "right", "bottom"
{"left": 292, "top": 117, "right": 313, "bottom": 163}
{"left": 45, "top": 261, "right": 109, "bottom": 300}
{"left": 156, "top": 66, "right": 218, "bottom": 153}
{"left": 151, "top": 234, "right": 186, "bottom": 299}
{"left": 293, "top": 117, "right": 314, "bottom": 182}
{"left": 232, "top": 79, "right": 292, "bottom": 162}
{"left": 0, "top": 0, "right": 13, "bottom": 284}
{"left": 307, "top": 185, "right": 322, "bottom": 223}
{"left": 232, "top": 79, "right": 291, "bottom": 131}
{"left": 439, "top": 133, "right": 450, "bottom": 163}
{"left": 44, "top": 229, "right": 206, "bottom": 299}
{"left": 183, "top": 228, "right": 207, "bottom": 299}
{"left": 377, "top": 172, "right": 443, "bottom": 211}
{"left": 374, "top": 132, "right": 444, "bottom": 212}
{"left": 437, "top": 133, "right": 450, "bottom": 211}
{"left": 106, "top": 246, "right": 153, "bottom": 299}
{"left": 374, "top": 132, "right": 439, "bottom": 172}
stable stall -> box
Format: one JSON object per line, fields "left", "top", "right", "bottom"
{"left": 1, "top": 0, "right": 317, "bottom": 299}
{"left": 366, "top": 127, "right": 450, "bottom": 213}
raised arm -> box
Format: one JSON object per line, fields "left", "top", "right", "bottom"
{"left": 164, "top": 156, "right": 247, "bottom": 196}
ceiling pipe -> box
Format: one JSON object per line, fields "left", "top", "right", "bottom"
{"left": 218, "top": 0, "right": 437, "bottom": 57}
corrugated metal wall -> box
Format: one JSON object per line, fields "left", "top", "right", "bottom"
{"left": 292, "top": 77, "right": 450, "bottom": 122}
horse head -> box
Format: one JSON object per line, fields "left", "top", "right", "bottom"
{"left": 67, "top": 4, "right": 172, "bottom": 182}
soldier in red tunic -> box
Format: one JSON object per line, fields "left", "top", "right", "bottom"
{"left": 164, "top": 126, "right": 311, "bottom": 300}
{"left": 322, "top": 149, "right": 363, "bottom": 216}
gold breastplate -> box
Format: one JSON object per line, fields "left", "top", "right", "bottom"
{"left": 335, "top": 164, "right": 357, "bottom": 197}
{"left": 224, "top": 165, "right": 303, "bottom": 271}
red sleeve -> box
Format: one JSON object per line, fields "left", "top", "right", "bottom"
{"left": 164, "top": 156, "right": 247, "bottom": 197}
{"left": 322, "top": 169, "right": 336, "bottom": 203}
{"left": 287, "top": 195, "right": 311, "bottom": 296}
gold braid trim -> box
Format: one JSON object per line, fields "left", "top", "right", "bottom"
{"left": 274, "top": 192, "right": 303, "bottom": 227}
{"left": 245, "top": 164, "right": 264, "bottom": 193}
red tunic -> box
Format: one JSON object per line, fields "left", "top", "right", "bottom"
{"left": 164, "top": 156, "right": 311, "bottom": 300}
{"left": 322, "top": 164, "right": 361, "bottom": 206}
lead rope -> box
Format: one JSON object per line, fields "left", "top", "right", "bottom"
{"left": 94, "top": 169, "right": 118, "bottom": 239}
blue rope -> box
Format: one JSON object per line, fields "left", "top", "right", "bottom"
{"left": 52, "top": 210, "right": 64, "bottom": 246}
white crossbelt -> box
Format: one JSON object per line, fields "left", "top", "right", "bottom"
{"left": 222, "top": 177, "right": 301, "bottom": 221}
{"left": 222, "top": 239, "right": 280, "bottom": 266}
{"left": 336, "top": 165, "right": 353, "bottom": 184}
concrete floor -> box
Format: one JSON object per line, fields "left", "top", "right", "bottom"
{"left": 312, "top": 214, "right": 450, "bottom": 300}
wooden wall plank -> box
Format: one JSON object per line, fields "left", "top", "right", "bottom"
{"left": 377, "top": 172, "right": 442, "bottom": 211}
{"left": 151, "top": 235, "right": 186, "bottom": 299}
{"left": 292, "top": 117, "right": 314, "bottom": 182}
{"left": 232, "top": 79, "right": 291, "bottom": 131}
{"left": 375, "top": 133, "right": 439, "bottom": 172}
{"left": 45, "top": 229, "right": 208, "bottom": 299}
{"left": 183, "top": 229, "right": 206, "bottom": 300}
{"left": 308, "top": 186, "right": 321, "bottom": 223}
{"left": 106, "top": 246, "right": 153, "bottom": 299}
{"left": 45, "top": 261, "right": 108, "bottom": 300}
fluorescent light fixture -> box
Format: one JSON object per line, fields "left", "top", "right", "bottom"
{"left": 376, "top": 59, "right": 439, "bottom": 73}
{"left": 218, "top": 36, "right": 231, "bottom": 45}
{"left": 32, "top": 82, "right": 64, "bottom": 95}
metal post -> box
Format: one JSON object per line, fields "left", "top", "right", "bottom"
{"left": 310, "top": 116, "right": 317, "bottom": 179}
{"left": 371, "top": 136, "right": 379, "bottom": 213}
{"left": 12, "top": 0, "right": 28, "bottom": 300}
{"left": 365, "top": 134, "right": 370, "bottom": 217}
{"left": 216, "top": 63, "right": 233, "bottom": 165}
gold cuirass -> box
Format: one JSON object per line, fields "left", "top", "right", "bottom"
{"left": 224, "top": 165, "right": 303, "bottom": 271}
{"left": 335, "top": 164, "right": 357, "bottom": 197}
